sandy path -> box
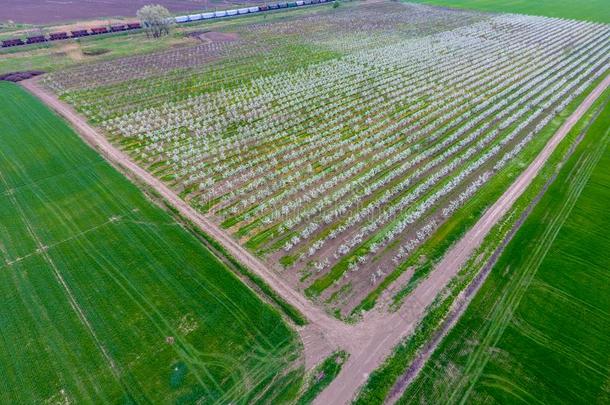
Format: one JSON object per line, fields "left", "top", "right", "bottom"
{"left": 21, "top": 73, "right": 609, "bottom": 404}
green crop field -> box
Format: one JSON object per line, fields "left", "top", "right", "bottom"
{"left": 0, "top": 81, "right": 303, "bottom": 404}
{"left": 409, "top": 0, "right": 610, "bottom": 23}
{"left": 400, "top": 97, "right": 610, "bottom": 404}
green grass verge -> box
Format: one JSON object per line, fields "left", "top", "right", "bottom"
{"left": 0, "top": 81, "right": 303, "bottom": 403}
{"left": 408, "top": 0, "right": 610, "bottom": 23}
{"left": 298, "top": 351, "right": 349, "bottom": 405}
{"left": 176, "top": 213, "right": 308, "bottom": 326}
{"left": 400, "top": 91, "right": 610, "bottom": 403}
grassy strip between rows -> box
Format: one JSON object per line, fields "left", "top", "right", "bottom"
{"left": 351, "top": 78, "right": 610, "bottom": 404}
{"left": 298, "top": 351, "right": 349, "bottom": 405}
{"left": 159, "top": 199, "right": 308, "bottom": 326}
{"left": 351, "top": 73, "right": 608, "bottom": 316}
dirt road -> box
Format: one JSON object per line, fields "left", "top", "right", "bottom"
{"left": 21, "top": 73, "right": 610, "bottom": 404}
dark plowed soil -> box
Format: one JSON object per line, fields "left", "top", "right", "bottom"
{"left": 0, "top": 71, "right": 44, "bottom": 82}
{"left": 188, "top": 30, "right": 240, "bottom": 42}
{"left": 1, "top": 0, "right": 258, "bottom": 24}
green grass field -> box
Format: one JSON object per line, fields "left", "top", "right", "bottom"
{"left": 409, "top": 0, "right": 610, "bottom": 23}
{"left": 400, "top": 97, "right": 610, "bottom": 404}
{"left": 0, "top": 81, "right": 303, "bottom": 404}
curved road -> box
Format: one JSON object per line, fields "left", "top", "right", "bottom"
{"left": 22, "top": 72, "right": 609, "bottom": 404}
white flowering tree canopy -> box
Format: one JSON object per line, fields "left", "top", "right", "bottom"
{"left": 137, "top": 4, "right": 174, "bottom": 38}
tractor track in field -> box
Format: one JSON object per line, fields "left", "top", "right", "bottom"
{"left": 21, "top": 73, "right": 610, "bottom": 405}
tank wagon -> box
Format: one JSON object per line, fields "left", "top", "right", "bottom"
{"left": 2, "top": 0, "right": 326, "bottom": 48}
{"left": 26, "top": 35, "right": 46, "bottom": 44}
{"left": 71, "top": 29, "right": 89, "bottom": 37}
{"left": 110, "top": 24, "right": 127, "bottom": 32}
{"left": 172, "top": 0, "right": 327, "bottom": 23}
{"left": 2, "top": 38, "right": 24, "bottom": 47}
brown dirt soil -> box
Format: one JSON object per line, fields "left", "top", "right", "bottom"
{"left": 188, "top": 31, "right": 240, "bottom": 43}
{"left": 58, "top": 42, "right": 84, "bottom": 61}
{"left": 0, "top": 70, "right": 44, "bottom": 82}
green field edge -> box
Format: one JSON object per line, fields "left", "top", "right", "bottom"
{"left": 297, "top": 350, "right": 350, "bottom": 405}
{"left": 406, "top": 0, "right": 610, "bottom": 24}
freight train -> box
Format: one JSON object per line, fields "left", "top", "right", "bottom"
{"left": 2, "top": 0, "right": 329, "bottom": 48}
{"left": 1, "top": 23, "right": 142, "bottom": 47}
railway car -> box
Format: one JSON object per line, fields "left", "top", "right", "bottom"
{"left": 268, "top": 3, "right": 280, "bottom": 9}
{"left": 278, "top": 2, "right": 288, "bottom": 8}
{"left": 175, "top": 15, "right": 189, "bottom": 23}
{"left": 71, "top": 29, "right": 89, "bottom": 37}
{"left": 248, "top": 6, "right": 260, "bottom": 12}
{"left": 311, "top": 0, "right": 320, "bottom": 4}
{"left": 127, "top": 22, "right": 141, "bottom": 29}
{"left": 238, "top": 7, "right": 250, "bottom": 14}
{"left": 26, "top": 35, "right": 46, "bottom": 44}
{"left": 110, "top": 25, "right": 127, "bottom": 32}
{"left": 259, "top": 4, "right": 269, "bottom": 11}
{"left": 202, "top": 12, "right": 215, "bottom": 19}
{"left": 91, "top": 27, "right": 109, "bottom": 35}
{"left": 227, "top": 9, "right": 239, "bottom": 16}
{"left": 215, "top": 10, "right": 228, "bottom": 17}
{"left": 2, "top": 38, "right": 24, "bottom": 47}
{"left": 303, "top": 0, "right": 312, "bottom": 4}
{"left": 49, "top": 32, "right": 69, "bottom": 40}
{"left": 296, "top": 1, "right": 305, "bottom": 6}
{"left": 189, "top": 13, "right": 203, "bottom": 21}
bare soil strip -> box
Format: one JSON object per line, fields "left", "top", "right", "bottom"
{"left": 21, "top": 73, "right": 610, "bottom": 404}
